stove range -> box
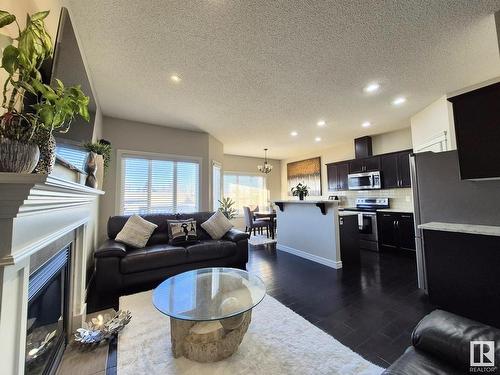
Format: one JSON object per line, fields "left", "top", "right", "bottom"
{"left": 341, "top": 198, "right": 389, "bottom": 252}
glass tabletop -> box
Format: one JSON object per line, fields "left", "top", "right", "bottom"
{"left": 152, "top": 268, "right": 266, "bottom": 321}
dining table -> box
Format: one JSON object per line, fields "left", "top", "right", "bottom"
{"left": 253, "top": 211, "right": 277, "bottom": 239}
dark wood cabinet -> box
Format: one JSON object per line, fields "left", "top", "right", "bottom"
{"left": 380, "top": 150, "right": 412, "bottom": 189}
{"left": 326, "top": 162, "right": 349, "bottom": 191}
{"left": 339, "top": 215, "right": 360, "bottom": 264}
{"left": 377, "top": 212, "right": 415, "bottom": 252}
{"left": 448, "top": 82, "right": 500, "bottom": 180}
{"left": 348, "top": 156, "right": 380, "bottom": 174}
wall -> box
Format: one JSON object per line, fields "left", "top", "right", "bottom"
{"left": 100, "top": 116, "right": 214, "bottom": 240}
{"left": 208, "top": 135, "right": 224, "bottom": 210}
{"left": 410, "top": 96, "right": 456, "bottom": 152}
{"left": 280, "top": 128, "right": 414, "bottom": 211}
{"left": 223, "top": 154, "right": 281, "bottom": 229}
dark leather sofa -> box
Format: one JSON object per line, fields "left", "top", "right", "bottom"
{"left": 94, "top": 212, "right": 249, "bottom": 295}
{"left": 383, "top": 309, "right": 500, "bottom": 374}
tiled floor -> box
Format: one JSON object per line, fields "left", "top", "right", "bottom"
{"left": 246, "top": 243, "right": 435, "bottom": 367}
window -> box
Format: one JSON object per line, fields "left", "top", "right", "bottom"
{"left": 223, "top": 172, "right": 268, "bottom": 216}
{"left": 55, "top": 144, "right": 88, "bottom": 170}
{"left": 212, "top": 162, "right": 222, "bottom": 210}
{"left": 120, "top": 153, "right": 200, "bottom": 215}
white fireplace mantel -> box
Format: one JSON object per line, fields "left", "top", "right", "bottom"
{"left": 0, "top": 172, "right": 104, "bottom": 375}
{"left": 0, "top": 173, "right": 104, "bottom": 266}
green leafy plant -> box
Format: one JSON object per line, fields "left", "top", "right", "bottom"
{"left": 291, "top": 183, "right": 309, "bottom": 199}
{"left": 83, "top": 140, "right": 111, "bottom": 173}
{"left": 0, "top": 10, "right": 89, "bottom": 143}
{"left": 218, "top": 197, "right": 237, "bottom": 220}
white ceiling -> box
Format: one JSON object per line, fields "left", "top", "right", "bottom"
{"left": 64, "top": 0, "right": 500, "bottom": 159}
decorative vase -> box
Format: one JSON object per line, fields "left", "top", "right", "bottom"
{"left": 0, "top": 139, "right": 40, "bottom": 173}
{"left": 85, "top": 151, "right": 98, "bottom": 188}
{"left": 94, "top": 154, "right": 104, "bottom": 190}
{"left": 32, "top": 130, "right": 56, "bottom": 174}
{"left": 299, "top": 193, "right": 305, "bottom": 201}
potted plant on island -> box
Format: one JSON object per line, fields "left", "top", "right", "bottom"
{"left": 291, "top": 182, "right": 309, "bottom": 200}
{"left": 0, "top": 10, "right": 89, "bottom": 174}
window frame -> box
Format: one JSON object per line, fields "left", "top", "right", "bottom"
{"left": 116, "top": 149, "right": 202, "bottom": 215}
{"left": 223, "top": 170, "right": 268, "bottom": 217}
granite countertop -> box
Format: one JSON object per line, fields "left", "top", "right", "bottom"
{"left": 377, "top": 208, "right": 414, "bottom": 214}
{"left": 418, "top": 222, "right": 500, "bottom": 237}
{"left": 275, "top": 200, "right": 339, "bottom": 204}
{"left": 338, "top": 211, "right": 359, "bottom": 217}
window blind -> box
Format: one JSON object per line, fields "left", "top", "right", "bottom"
{"left": 223, "top": 173, "right": 268, "bottom": 216}
{"left": 121, "top": 155, "right": 199, "bottom": 215}
{"left": 213, "top": 163, "right": 222, "bottom": 210}
{"left": 55, "top": 144, "right": 88, "bottom": 170}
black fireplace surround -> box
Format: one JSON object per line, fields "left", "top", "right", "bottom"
{"left": 25, "top": 247, "right": 70, "bottom": 375}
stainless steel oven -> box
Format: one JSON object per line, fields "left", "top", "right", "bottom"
{"left": 347, "top": 171, "right": 381, "bottom": 190}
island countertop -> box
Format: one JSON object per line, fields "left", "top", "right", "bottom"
{"left": 274, "top": 200, "right": 339, "bottom": 204}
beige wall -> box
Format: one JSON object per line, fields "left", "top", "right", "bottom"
{"left": 100, "top": 116, "right": 216, "bottom": 240}
{"left": 410, "top": 96, "right": 456, "bottom": 152}
{"left": 208, "top": 135, "right": 224, "bottom": 210}
{"left": 372, "top": 127, "right": 412, "bottom": 155}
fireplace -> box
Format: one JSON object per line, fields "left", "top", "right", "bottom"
{"left": 25, "top": 247, "right": 70, "bottom": 375}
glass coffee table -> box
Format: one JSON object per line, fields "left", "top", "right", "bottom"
{"left": 152, "top": 267, "right": 266, "bottom": 362}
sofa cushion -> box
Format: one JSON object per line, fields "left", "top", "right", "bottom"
{"left": 201, "top": 211, "right": 233, "bottom": 240}
{"left": 185, "top": 240, "right": 237, "bottom": 263}
{"left": 115, "top": 215, "right": 158, "bottom": 248}
{"left": 120, "top": 244, "right": 187, "bottom": 274}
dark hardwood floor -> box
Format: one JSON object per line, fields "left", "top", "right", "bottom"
{"left": 91, "top": 242, "right": 434, "bottom": 371}
{"left": 247, "top": 243, "right": 435, "bottom": 368}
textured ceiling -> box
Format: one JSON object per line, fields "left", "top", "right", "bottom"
{"left": 64, "top": 0, "right": 500, "bottom": 159}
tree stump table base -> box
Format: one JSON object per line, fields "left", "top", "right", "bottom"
{"left": 170, "top": 311, "right": 252, "bottom": 362}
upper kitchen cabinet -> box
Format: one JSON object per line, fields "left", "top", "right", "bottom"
{"left": 349, "top": 156, "right": 380, "bottom": 173}
{"left": 448, "top": 82, "right": 500, "bottom": 180}
{"left": 327, "top": 162, "right": 349, "bottom": 191}
{"left": 380, "top": 150, "right": 412, "bottom": 188}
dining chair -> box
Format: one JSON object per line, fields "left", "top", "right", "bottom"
{"left": 243, "top": 206, "right": 269, "bottom": 237}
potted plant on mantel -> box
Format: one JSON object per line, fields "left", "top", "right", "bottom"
{"left": 0, "top": 10, "right": 89, "bottom": 174}
{"left": 291, "top": 182, "right": 309, "bottom": 201}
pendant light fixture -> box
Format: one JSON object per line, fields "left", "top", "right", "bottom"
{"left": 257, "top": 148, "right": 273, "bottom": 174}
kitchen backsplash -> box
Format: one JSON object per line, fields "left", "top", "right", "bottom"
{"left": 322, "top": 188, "right": 414, "bottom": 211}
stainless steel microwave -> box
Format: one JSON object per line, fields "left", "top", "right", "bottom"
{"left": 347, "top": 171, "right": 381, "bottom": 190}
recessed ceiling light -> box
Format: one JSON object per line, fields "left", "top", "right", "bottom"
{"left": 392, "top": 96, "right": 406, "bottom": 106}
{"left": 290, "top": 131, "right": 298, "bottom": 136}
{"left": 362, "top": 121, "right": 371, "bottom": 128}
{"left": 315, "top": 137, "right": 321, "bottom": 142}
{"left": 170, "top": 74, "right": 182, "bottom": 83}
{"left": 364, "top": 82, "right": 380, "bottom": 93}
{"left": 317, "top": 120, "right": 326, "bottom": 127}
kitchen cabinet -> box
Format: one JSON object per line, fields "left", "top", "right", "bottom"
{"left": 448, "top": 82, "right": 500, "bottom": 180}
{"left": 349, "top": 156, "right": 380, "bottom": 174}
{"left": 377, "top": 212, "right": 415, "bottom": 252}
{"left": 339, "top": 215, "right": 360, "bottom": 264}
{"left": 380, "top": 150, "right": 412, "bottom": 188}
{"left": 326, "top": 162, "right": 349, "bottom": 191}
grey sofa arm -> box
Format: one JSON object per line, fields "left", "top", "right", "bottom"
{"left": 94, "top": 239, "right": 128, "bottom": 258}
{"left": 224, "top": 228, "right": 249, "bottom": 242}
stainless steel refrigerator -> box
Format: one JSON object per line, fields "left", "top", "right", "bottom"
{"left": 410, "top": 150, "right": 500, "bottom": 292}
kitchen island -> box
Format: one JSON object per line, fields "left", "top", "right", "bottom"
{"left": 274, "top": 200, "right": 342, "bottom": 269}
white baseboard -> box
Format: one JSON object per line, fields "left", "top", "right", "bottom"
{"left": 276, "top": 244, "right": 343, "bottom": 269}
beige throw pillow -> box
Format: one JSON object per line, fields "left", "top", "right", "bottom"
{"left": 115, "top": 215, "right": 158, "bottom": 248}
{"left": 201, "top": 211, "right": 234, "bottom": 240}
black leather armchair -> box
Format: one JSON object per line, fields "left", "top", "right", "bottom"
{"left": 94, "top": 212, "right": 249, "bottom": 295}
{"left": 384, "top": 309, "right": 500, "bottom": 374}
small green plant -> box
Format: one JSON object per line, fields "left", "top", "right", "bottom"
{"left": 218, "top": 197, "right": 237, "bottom": 220}
{"left": 291, "top": 183, "right": 309, "bottom": 200}
{"left": 83, "top": 140, "right": 111, "bottom": 173}
{"left": 0, "top": 10, "right": 89, "bottom": 143}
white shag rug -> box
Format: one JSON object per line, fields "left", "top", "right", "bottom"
{"left": 248, "top": 234, "right": 277, "bottom": 246}
{"left": 118, "top": 291, "right": 384, "bottom": 375}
